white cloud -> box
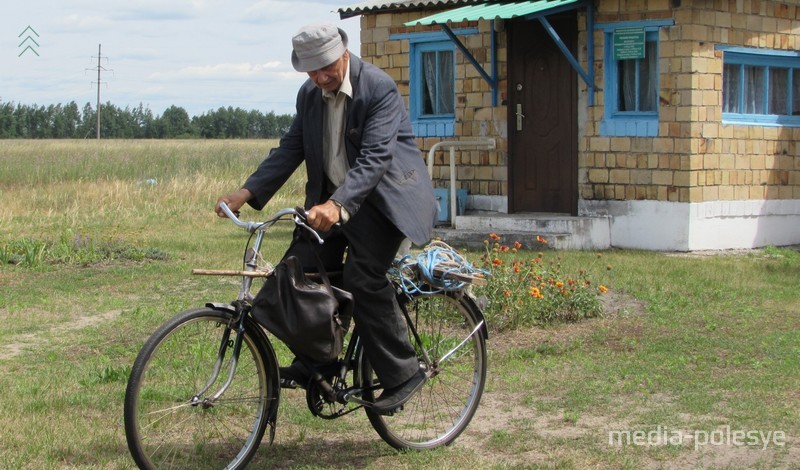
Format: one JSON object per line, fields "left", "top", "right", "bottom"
{"left": 149, "top": 61, "right": 284, "bottom": 79}
{"left": 55, "top": 14, "right": 114, "bottom": 33}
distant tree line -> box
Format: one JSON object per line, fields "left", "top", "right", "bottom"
{"left": 0, "top": 100, "right": 295, "bottom": 139}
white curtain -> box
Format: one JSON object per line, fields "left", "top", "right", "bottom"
{"left": 618, "top": 59, "right": 636, "bottom": 111}
{"left": 723, "top": 63, "right": 740, "bottom": 113}
{"left": 725, "top": 61, "right": 799, "bottom": 116}
{"left": 422, "top": 51, "right": 454, "bottom": 115}
{"left": 437, "top": 52, "right": 454, "bottom": 114}
{"left": 769, "top": 68, "right": 789, "bottom": 115}
{"left": 638, "top": 41, "right": 658, "bottom": 111}
{"left": 743, "top": 65, "right": 765, "bottom": 114}
{"left": 618, "top": 41, "right": 657, "bottom": 112}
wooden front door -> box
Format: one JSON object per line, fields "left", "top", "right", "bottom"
{"left": 508, "top": 15, "right": 578, "bottom": 215}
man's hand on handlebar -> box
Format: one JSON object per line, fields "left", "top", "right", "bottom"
{"left": 215, "top": 188, "right": 253, "bottom": 218}
{"left": 306, "top": 200, "right": 341, "bottom": 233}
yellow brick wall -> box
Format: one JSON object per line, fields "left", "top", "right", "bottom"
{"left": 582, "top": 0, "right": 800, "bottom": 203}
{"left": 359, "top": 12, "right": 508, "bottom": 198}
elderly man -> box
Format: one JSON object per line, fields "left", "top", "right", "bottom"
{"left": 216, "top": 23, "right": 438, "bottom": 414}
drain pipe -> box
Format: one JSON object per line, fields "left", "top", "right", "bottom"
{"left": 426, "top": 139, "right": 496, "bottom": 228}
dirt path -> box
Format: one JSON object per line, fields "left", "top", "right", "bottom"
{"left": 0, "top": 309, "right": 122, "bottom": 360}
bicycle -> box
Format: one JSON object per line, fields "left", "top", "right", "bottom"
{"left": 123, "top": 203, "right": 489, "bottom": 469}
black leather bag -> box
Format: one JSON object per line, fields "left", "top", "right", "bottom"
{"left": 252, "top": 255, "right": 353, "bottom": 363}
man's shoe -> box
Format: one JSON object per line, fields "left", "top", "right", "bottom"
{"left": 372, "top": 368, "right": 427, "bottom": 415}
{"left": 279, "top": 360, "right": 339, "bottom": 389}
{"left": 279, "top": 362, "right": 311, "bottom": 389}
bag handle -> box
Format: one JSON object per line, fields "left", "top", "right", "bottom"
{"left": 289, "top": 223, "right": 337, "bottom": 295}
{"left": 310, "top": 248, "right": 335, "bottom": 294}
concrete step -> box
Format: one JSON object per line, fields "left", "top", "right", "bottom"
{"left": 432, "top": 213, "right": 611, "bottom": 251}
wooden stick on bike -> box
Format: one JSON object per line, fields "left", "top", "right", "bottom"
{"left": 192, "top": 269, "right": 272, "bottom": 277}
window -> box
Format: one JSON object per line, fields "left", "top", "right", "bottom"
{"left": 420, "top": 49, "right": 455, "bottom": 116}
{"left": 721, "top": 48, "right": 800, "bottom": 126}
{"left": 410, "top": 40, "right": 455, "bottom": 137}
{"left": 617, "top": 41, "right": 658, "bottom": 113}
{"left": 600, "top": 27, "right": 661, "bottom": 137}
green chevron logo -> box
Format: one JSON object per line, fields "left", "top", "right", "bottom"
{"left": 18, "top": 26, "right": 40, "bottom": 57}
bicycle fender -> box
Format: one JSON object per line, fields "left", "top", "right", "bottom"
{"left": 204, "top": 302, "right": 282, "bottom": 445}
{"left": 459, "top": 294, "right": 490, "bottom": 340}
{"left": 205, "top": 302, "right": 236, "bottom": 314}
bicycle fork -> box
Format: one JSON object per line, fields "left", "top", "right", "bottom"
{"left": 191, "top": 311, "right": 248, "bottom": 408}
{"left": 191, "top": 232, "right": 265, "bottom": 407}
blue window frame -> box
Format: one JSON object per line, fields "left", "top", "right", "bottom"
{"left": 410, "top": 40, "right": 456, "bottom": 137}
{"left": 718, "top": 47, "right": 800, "bottom": 127}
{"left": 600, "top": 25, "right": 662, "bottom": 137}
{"left": 390, "top": 28, "right": 479, "bottom": 137}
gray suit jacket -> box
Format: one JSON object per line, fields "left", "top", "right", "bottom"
{"left": 243, "top": 55, "right": 437, "bottom": 246}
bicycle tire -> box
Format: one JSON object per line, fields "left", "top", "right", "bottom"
{"left": 360, "top": 292, "right": 487, "bottom": 450}
{"left": 124, "top": 307, "right": 278, "bottom": 469}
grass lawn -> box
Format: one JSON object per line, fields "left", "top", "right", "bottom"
{"left": 1, "top": 140, "right": 797, "bottom": 469}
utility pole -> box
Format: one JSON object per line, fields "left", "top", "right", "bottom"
{"left": 96, "top": 44, "right": 101, "bottom": 140}
{"left": 88, "top": 44, "right": 111, "bottom": 140}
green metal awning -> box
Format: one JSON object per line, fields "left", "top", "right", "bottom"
{"left": 404, "top": 0, "right": 582, "bottom": 26}
{"left": 403, "top": 0, "right": 594, "bottom": 106}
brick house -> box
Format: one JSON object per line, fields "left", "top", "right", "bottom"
{"left": 337, "top": 0, "right": 800, "bottom": 250}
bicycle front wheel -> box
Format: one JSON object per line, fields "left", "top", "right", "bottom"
{"left": 124, "top": 307, "right": 278, "bottom": 470}
{"left": 361, "top": 292, "right": 487, "bottom": 449}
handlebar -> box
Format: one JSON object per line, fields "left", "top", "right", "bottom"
{"left": 218, "top": 202, "right": 325, "bottom": 245}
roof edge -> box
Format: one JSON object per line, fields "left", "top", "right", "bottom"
{"left": 338, "top": 1, "right": 484, "bottom": 19}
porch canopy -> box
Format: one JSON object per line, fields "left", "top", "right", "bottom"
{"left": 404, "top": 0, "right": 594, "bottom": 105}
{"left": 406, "top": 0, "right": 583, "bottom": 24}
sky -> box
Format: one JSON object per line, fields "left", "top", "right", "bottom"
{"left": 1, "top": 0, "right": 362, "bottom": 117}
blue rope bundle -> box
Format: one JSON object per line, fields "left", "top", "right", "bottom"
{"left": 391, "top": 241, "right": 488, "bottom": 295}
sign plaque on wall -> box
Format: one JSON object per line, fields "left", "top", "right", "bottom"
{"left": 613, "top": 27, "right": 645, "bottom": 60}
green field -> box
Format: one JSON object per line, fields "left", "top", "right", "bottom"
{"left": 1, "top": 140, "right": 797, "bottom": 469}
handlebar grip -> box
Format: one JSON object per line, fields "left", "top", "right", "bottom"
{"left": 218, "top": 202, "right": 239, "bottom": 221}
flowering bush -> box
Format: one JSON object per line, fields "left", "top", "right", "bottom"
{"left": 472, "top": 234, "right": 608, "bottom": 330}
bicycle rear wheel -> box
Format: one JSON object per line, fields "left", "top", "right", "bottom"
{"left": 124, "top": 307, "right": 278, "bottom": 469}
{"left": 360, "top": 292, "right": 487, "bottom": 449}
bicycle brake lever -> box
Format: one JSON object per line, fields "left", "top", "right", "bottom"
{"left": 293, "top": 208, "right": 325, "bottom": 245}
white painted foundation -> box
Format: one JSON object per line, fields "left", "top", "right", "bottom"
{"left": 580, "top": 199, "right": 800, "bottom": 251}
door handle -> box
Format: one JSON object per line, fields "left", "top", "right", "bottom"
{"left": 516, "top": 104, "right": 525, "bottom": 131}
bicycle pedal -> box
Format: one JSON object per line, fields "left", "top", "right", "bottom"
{"left": 279, "top": 378, "right": 302, "bottom": 389}
{"left": 376, "top": 404, "right": 403, "bottom": 416}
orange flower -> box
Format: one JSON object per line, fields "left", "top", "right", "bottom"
{"left": 514, "top": 241, "right": 523, "bottom": 249}
{"left": 598, "top": 285, "right": 609, "bottom": 293}
{"left": 492, "top": 258, "right": 503, "bottom": 266}
{"left": 555, "top": 281, "right": 564, "bottom": 288}
{"left": 500, "top": 245, "right": 510, "bottom": 252}
{"left": 529, "top": 287, "right": 544, "bottom": 298}
{"left": 503, "top": 289, "right": 512, "bottom": 297}
{"left": 536, "top": 235, "right": 548, "bottom": 245}
{"left": 489, "top": 233, "right": 501, "bottom": 241}
{"left": 513, "top": 265, "right": 522, "bottom": 273}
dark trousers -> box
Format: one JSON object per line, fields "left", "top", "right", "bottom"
{"left": 283, "top": 201, "right": 419, "bottom": 389}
